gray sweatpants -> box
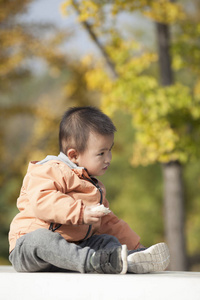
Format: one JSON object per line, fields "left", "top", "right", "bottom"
{"left": 9, "top": 228, "right": 121, "bottom": 273}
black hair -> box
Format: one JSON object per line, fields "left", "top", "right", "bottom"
{"left": 59, "top": 106, "right": 116, "bottom": 154}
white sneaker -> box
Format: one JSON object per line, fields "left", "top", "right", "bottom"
{"left": 127, "top": 242, "right": 170, "bottom": 273}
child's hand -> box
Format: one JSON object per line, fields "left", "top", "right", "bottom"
{"left": 83, "top": 205, "right": 105, "bottom": 225}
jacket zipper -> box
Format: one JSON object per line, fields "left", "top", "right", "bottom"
{"left": 81, "top": 175, "right": 103, "bottom": 241}
{"left": 49, "top": 174, "right": 103, "bottom": 241}
{"left": 49, "top": 223, "right": 62, "bottom": 232}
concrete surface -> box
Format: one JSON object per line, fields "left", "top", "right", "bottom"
{"left": 0, "top": 266, "right": 200, "bottom": 300}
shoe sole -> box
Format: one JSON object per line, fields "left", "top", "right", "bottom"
{"left": 127, "top": 242, "right": 170, "bottom": 274}
{"left": 120, "top": 244, "right": 128, "bottom": 275}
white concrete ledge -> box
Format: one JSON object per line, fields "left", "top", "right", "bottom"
{"left": 1, "top": 266, "right": 200, "bottom": 300}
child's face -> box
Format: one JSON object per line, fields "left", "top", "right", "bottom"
{"left": 76, "top": 132, "right": 114, "bottom": 176}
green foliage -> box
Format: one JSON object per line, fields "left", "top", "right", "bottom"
{"left": 184, "top": 162, "right": 200, "bottom": 256}
{"left": 101, "top": 112, "right": 164, "bottom": 246}
{"left": 102, "top": 112, "right": 200, "bottom": 253}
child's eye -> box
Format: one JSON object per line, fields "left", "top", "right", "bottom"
{"left": 98, "top": 152, "right": 104, "bottom": 156}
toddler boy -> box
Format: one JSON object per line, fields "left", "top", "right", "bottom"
{"left": 9, "top": 106, "right": 170, "bottom": 274}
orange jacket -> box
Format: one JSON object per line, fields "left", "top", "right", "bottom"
{"left": 9, "top": 154, "right": 140, "bottom": 252}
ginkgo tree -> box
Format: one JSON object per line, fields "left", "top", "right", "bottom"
{"left": 0, "top": 0, "right": 93, "bottom": 261}
{"left": 61, "top": 0, "right": 200, "bottom": 270}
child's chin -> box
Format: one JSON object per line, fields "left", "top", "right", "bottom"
{"left": 100, "top": 170, "right": 107, "bottom": 176}
{"left": 94, "top": 171, "right": 104, "bottom": 177}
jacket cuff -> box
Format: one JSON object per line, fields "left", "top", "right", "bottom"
{"left": 134, "top": 242, "right": 141, "bottom": 249}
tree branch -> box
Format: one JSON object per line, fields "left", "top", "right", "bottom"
{"left": 72, "top": 1, "right": 119, "bottom": 80}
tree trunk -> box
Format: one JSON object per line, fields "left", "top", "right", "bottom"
{"left": 162, "top": 162, "right": 187, "bottom": 270}
{"left": 156, "top": 22, "right": 187, "bottom": 270}
{"left": 156, "top": 23, "right": 173, "bottom": 86}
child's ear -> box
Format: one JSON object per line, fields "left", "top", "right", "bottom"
{"left": 67, "top": 149, "right": 78, "bottom": 164}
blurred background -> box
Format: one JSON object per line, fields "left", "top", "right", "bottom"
{"left": 0, "top": 0, "right": 200, "bottom": 271}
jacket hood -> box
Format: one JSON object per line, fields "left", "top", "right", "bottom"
{"left": 36, "top": 152, "right": 84, "bottom": 170}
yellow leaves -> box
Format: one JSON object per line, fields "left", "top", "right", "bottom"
{"left": 131, "top": 120, "right": 180, "bottom": 166}
{"left": 0, "top": 7, "right": 68, "bottom": 88}
{"left": 77, "top": 1, "right": 99, "bottom": 23}
{"left": 101, "top": 74, "right": 197, "bottom": 165}
{"left": 1, "top": 27, "right": 22, "bottom": 47}
{"left": 158, "top": 84, "right": 191, "bottom": 111}
{"left": 194, "top": 79, "right": 200, "bottom": 101}
{"left": 85, "top": 68, "right": 108, "bottom": 91}
{"left": 61, "top": 0, "right": 185, "bottom": 26}
{"left": 197, "top": 24, "right": 200, "bottom": 35}
{"left": 144, "top": 1, "right": 185, "bottom": 24}
{"left": 105, "top": 38, "right": 158, "bottom": 79}
{"left": 80, "top": 55, "right": 113, "bottom": 92}
{"left": 60, "top": 0, "right": 73, "bottom": 17}
{"left": 111, "top": 0, "right": 186, "bottom": 24}
{"left": 62, "top": 81, "right": 76, "bottom": 98}
{"left": 81, "top": 40, "right": 158, "bottom": 96}
{"left": 81, "top": 54, "right": 94, "bottom": 67}
{"left": 61, "top": 0, "right": 101, "bottom": 26}
{"left": 29, "top": 96, "right": 60, "bottom": 156}
{"left": 0, "top": 0, "right": 31, "bottom": 22}
{"left": 172, "top": 54, "right": 184, "bottom": 71}
{"left": 129, "top": 83, "right": 197, "bottom": 165}
{"left": 0, "top": 53, "right": 24, "bottom": 77}
{"left": 111, "top": 0, "right": 153, "bottom": 15}
{"left": 190, "top": 101, "right": 200, "bottom": 120}
{"left": 0, "top": 27, "right": 28, "bottom": 76}
{"left": 127, "top": 53, "right": 157, "bottom": 74}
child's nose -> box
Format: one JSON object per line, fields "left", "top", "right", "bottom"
{"left": 105, "top": 151, "right": 112, "bottom": 163}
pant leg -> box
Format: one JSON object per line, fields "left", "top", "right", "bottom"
{"left": 79, "top": 234, "right": 121, "bottom": 251}
{"left": 9, "top": 228, "right": 93, "bottom": 273}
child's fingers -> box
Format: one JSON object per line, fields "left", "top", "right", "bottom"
{"left": 83, "top": 206, "right": 104, "bottom": 224}
{"left": 90, "top": 211, "right": 105, "bottom": 218}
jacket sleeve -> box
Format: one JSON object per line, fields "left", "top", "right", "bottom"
{"left": 97, "top": 199, "right": 140, "bottom": 250}
{"left": 25, "top": 163, "right": 84, "bottom": 225}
